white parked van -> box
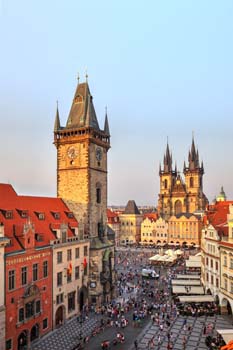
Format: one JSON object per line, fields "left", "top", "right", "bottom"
{"left": 141, "top": 268, "right": 159, "bottom": 279}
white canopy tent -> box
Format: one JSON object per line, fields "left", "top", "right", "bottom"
{"left": 149, "top": 254, "right": 161, "bottom": 261}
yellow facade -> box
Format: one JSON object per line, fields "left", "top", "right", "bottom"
{"left": 119, "top": 214, "right": 143, "bottom": 244}
{"left": 141, "top": 217, "right": 168, "bottom": 245}
{"left": 168, "top": 214, "right": 202, "bottom": 246}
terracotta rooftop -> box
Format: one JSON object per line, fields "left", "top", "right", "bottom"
{"left": 0, "top": 184, "right": 78, "bottom": 254}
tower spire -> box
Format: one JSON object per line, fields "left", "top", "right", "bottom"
{"left": 104, "top": 106, "right": 110, "bottom": 136}
{"left": 164, "top": 140, "right": 172, "bottom": 172}
{"left": 54, "top": 101, "right": 61, "bottom": 132}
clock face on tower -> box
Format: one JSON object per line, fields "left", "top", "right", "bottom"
{"left": 96, "top": 147, "right": 102, "bottom": 161}
{"left": 67, "top": 146, "right": 78, "bottom": 160}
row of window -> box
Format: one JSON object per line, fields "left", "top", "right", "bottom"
{"left": 18, "top": 299, "right": 41, "bottom": 322}
{"left": 223, "top": 278, "right": 233, "bottom": 293}
{"left": 57, "top": 246, "right": 88, "bottom": 264}
{"left": 8, "top": 261, "right": 48, "bottom": 291}
{"left": 55, "top": 290, "right": 76, "bottom": 313}
{"left": 223, "top": 256, "right": 233, "bottom": 269}
{"left": 207, "top": 243, "right": 216, "bottom": 254}
{"left": 57, "top": 265, "right": 87, "bottom": 287}
{"left": 170, "top": 235, "right": 196, "bottom": 239}
{"left": 2, "top": 209, "right": 74, "bottom": 220}
{"left": 206, "top": 258, "right": 219, "bottom": 270}
{"left": 206, "top": 273, "right": 219, "bottom": 287}
{"left": 142, "top": 233, "right": 167, "bottom": 237}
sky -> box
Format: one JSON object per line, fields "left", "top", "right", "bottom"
{"left": 0, "top": 0, "right": 233, "bottom": 206}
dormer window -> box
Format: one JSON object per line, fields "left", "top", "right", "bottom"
{"left": 36, "top": 212, "right": 45, "bottom": 220}
{"left": 21, "top": 211, "right": 28, "bottom": 218}
{"left": 52, "top": 212, "right": 60, "bottom": 220}
{"left": 5, "top": 210, "right": 13, "bottom": 219}
{"left": 66, "top": 212, "right": 74, "bottom": 219}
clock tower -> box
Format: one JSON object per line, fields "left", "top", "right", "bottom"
{"left": 54, "top": 78, "right": 115, "bottom": 304}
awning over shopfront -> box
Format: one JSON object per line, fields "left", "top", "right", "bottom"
{"left": 217, "top": 329, "right": 233, "bottom": 344}
{"left": 185, "top": 260, "right": 201, "bottom": 268}
{"left": 172, "top": 286, "right": 204, "bottom": 295}
{"left": 176, "top": 274, "right": 200, "bottom": 279}
{"left": 172, "top": 280, "right": 201, "bottom": 286}
{"left": 178, "top": 295, "right": 215, "bottom": 303}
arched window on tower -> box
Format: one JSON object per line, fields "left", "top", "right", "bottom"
{"left": 174, "top": 200, "right": 182, "bottom": 216}
{"left": 200, "top": 177, "right": 202, "bottom": 188}
{"left": 190, "top": 177, "right": 194, "bottom": 188}
{"left": 96, "top": 182, "right": 101, "bottom": 204}
{"left": 164, "top": 179, "right": 168, "bottom": 189}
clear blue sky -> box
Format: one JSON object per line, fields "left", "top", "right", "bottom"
{"left": 0, "top": 0, "right": 232, "bottom": 206}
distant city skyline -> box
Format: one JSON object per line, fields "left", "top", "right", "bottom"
{"left": 0, "top": 0, "right": 232, "bottom": 205}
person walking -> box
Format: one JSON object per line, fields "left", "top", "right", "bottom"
{"left": 134, "top": 339, "right": 138, "bottom": 350}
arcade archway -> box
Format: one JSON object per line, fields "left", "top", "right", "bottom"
{"left": 79, "top": 286, "right": 88, "bottom": 313}
{"left": 222, "top": 298, "right": 232, "bottom": 315}
{"left": 18, "top": 330, "right": 28, "bottom": 350}
{"left": 55, "top": 305, "right": 65, "bottom": 327}
{"left": 30, "top": 323, "right": 39, "bottom": 342}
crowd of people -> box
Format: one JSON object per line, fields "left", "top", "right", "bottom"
{"left": 177, "top": 302, "right": 220, "bottom": 317}
{"left": 77, "top": 247, "right": 226, "bottom": 350}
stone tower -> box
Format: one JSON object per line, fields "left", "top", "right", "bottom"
{"left": 158, "top": 143, "right": 177, "bottom": 219}
{"left": 183, "top": 137, "right": 206, "bottom": 212}
{"left": 54, "top": 78, "right": 115, "bottom": 305}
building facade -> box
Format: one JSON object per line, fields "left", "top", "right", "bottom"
{"left": 158, "top": 138, "right": 208, "bottom": 220}
{"left": 201, "top": 199, "right": 233, "bottom": 314}
{"left": 168, "top": 213, "right": 202, "bottom": 246}
{"left": 107, "top": 209, "right": 121, "bottom": 246}
{"left": 0, "top": 225, "right": 9, "bottom": 350}
{"left": 140, "top": 215, "right": 168, "bottom": 245}
{"left": 119, "top": 200, "right": 143, "bottom": 244}
{"left": 54, "top": 79, "right": 115, "bottom": 304}
{"left": 0, "top": 183, "right": 90, "bottom": 350}
{"left": 201, "top": 224, "right": 220, "bottom": 298}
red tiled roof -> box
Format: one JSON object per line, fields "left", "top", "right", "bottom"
{"left": 143, "top": 213, "right": 158, "bottom": 221}
{"left": 206, "top": 201, "right": 233, "bottom": 236}
{"left": 0, "top": 184, "right": 78, "bottom": 254}
{"left": 107, "top": 209, "right": 118, "bottom": 218}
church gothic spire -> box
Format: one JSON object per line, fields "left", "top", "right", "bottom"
{"left": 163, "top": 142, "right": 173, "bottom": 173}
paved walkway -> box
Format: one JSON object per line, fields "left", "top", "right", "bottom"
{"left": 31, "top": 314, "right": 100, "bottom": 350}
{"left": 132, "top": 314, "right": 233, "bottom": 350}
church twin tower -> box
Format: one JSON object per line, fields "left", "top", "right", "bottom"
{"left": 158, "top": 139, "right": 208, "bottom": 220}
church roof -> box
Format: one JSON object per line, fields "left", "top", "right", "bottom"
{"left": 66, "top": 82, "right": 100, "bottom": 130}
{"left": 124, "top": 200, "right": 140, "bottom": 215}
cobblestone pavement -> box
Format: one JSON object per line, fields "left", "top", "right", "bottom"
{"left": 132, "top": 314, "right": 233, "bottom": 350}
{"left": 31, "top": 314, "right": 101, "bottom": 350}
